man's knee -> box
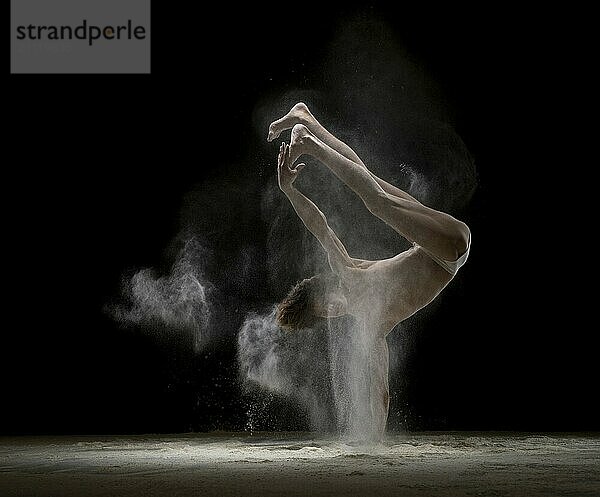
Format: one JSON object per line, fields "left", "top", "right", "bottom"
{"left": 452, "top": 222, "right": 471, "bottom": 257}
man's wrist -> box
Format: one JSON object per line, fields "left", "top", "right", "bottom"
{"left": 282, "top": 184, "right": 296, "bottom": 195}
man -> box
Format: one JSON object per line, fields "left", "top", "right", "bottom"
{"left": 271, "top": 103, "right": 471, "bottom": 438}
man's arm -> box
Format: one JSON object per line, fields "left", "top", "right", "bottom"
{"left": 284, "top": 186, "right": 354, "bottom": 273}
{"left": 277, "top": 142, "right": 354, "bottom": 274}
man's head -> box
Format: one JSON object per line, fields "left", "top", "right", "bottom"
{"left": 276, "top": 273, "right": 348, "bottom": 330}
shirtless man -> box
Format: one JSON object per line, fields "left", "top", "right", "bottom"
{"left": 269, "top": 103, "right": 471, "bottom": 439}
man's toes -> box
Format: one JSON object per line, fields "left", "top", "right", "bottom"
{"left": 267, "top": 125, "right": 279, "bottom": 142}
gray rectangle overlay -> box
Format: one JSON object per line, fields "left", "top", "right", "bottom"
{"left": 11, "top": 0, "right": 151, "bottom": 74}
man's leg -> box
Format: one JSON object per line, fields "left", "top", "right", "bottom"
{"left": 288, "top": 124, "right": 470, "bottom": 262}
{"left": 268, "top": 103, "right": 421, "bottom": 204}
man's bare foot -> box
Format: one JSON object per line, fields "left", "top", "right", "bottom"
{"left": 288, "top": 124, "right": 316, "bottom": 165}
{"left": 267, "top": 102, "right": 314, "bottom": 142}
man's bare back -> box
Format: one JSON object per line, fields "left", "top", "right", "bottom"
{"left": 340, "top": 244, "right": 455, "bottom": 338}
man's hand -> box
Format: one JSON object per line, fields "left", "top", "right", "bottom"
{"left": 277, "top": 142, "right": 305, "bottom": 192}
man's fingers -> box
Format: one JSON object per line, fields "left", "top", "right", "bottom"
{"left": 285, "top": 144, "right": 292, "bottom": 169}
{"left": 294, "top": 163, "right": 306, "bottom": 173}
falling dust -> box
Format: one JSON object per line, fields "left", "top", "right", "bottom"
{"left": 111, "top": 237, "right": 212, "bottom": 352}
{"left": 238, "top": 308, "right": 336, "bottom": 433}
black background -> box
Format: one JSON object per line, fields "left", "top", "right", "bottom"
{"left": 4, "top": 2, "right": 595, "bottom": 435}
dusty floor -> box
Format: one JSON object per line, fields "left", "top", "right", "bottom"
{"left": 1, "top": 432, "right": 599, "bottom": 496}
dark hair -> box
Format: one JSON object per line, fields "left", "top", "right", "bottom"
{"left": 276, "top": 273, "right": 339, "bottom": 330}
